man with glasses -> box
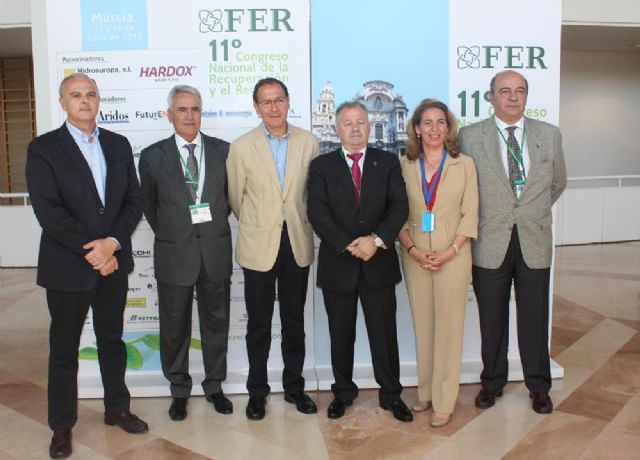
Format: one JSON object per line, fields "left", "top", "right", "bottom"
{"left": 139, "top": 85, "right": 233, "bottom": 421}
{"left": 227, "top": 77, "right": 319, "bottom": 420}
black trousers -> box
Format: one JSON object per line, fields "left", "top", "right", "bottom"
{"left": 243, "top": 227, "right": 309, "bottom": 397}
{"left": 472, "top": 226, "right": 552, "bottom": 394}
{"left": 322, "top": 276, "right": 402, "bottom": 405}
{"left": 157, "top": 260, "right": 230, "bottom": 398}
{"left": 46, "top": 275, "right": 130, "bottom": 430}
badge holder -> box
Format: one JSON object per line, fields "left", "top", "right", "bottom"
{"left": 422, "top": 211, "right": 435, "bottom": 233}
{"left": 190, "top": 203, "right": 212, "bottom": 224}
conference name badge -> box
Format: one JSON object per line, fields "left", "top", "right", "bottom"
{"left": 190, "top": 203, "right": 212, "bottom": 224}
{"left": 422, "top": 211, "right": 435, "bottom": 233}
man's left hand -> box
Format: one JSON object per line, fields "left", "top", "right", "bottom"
{"left": 347, "top": 236, "right": 377, "bottom": 261}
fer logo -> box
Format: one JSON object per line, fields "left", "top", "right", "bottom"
{"left": 198, "top": 8, "right": 293, "bottom": 33}
{"left": 457, "top": 45, "right": 547, "bottom": 70}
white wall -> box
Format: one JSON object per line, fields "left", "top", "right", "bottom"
{"left": 0, "top": 0, "right": 30, "bottom": 27}
{"left": 560, "top": 50, "right": 640, "bottom": 177}
{"left": 0, "top": 205, "right": 40, "bottom": 266}
{"left": 563, "top": 0, "right": 640, "bottom": 24}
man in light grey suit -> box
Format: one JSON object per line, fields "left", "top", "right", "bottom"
{"left": 458, "top": 70, "right": 566, "bottom": 415}
{"left": 139, "top": 85, "right": 233, "bottom": 420}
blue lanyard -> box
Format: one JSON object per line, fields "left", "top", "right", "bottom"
{"left": 419, "top": 150, "right": 447, "bottom": 211}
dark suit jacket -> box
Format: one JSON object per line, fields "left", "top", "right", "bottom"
{"left": 307, "top": 147, "right": 408, "bottom": 293}
{"left": 26, "top": 124, "right": 143, "bottom": 292}
{"left": 139, "top": 133, "right": 232, "bottom": 286}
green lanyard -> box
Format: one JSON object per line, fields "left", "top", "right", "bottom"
{"left": 497, "top": 126, "right": 526, "bottom": 181}
{"left": 178, "top": 142, "right": 205, "bottom": 195}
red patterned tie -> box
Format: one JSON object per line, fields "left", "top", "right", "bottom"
{"left": 347, "top": 152, "right": 363, "bottom": 203}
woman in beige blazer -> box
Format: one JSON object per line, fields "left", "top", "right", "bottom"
{"left": 398, "top": 99, "right": 478, "bottom": 427}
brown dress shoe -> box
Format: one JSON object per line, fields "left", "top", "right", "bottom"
{"left": 104, "top": 410, "right": 149, "bottom": 433}
{"left": 474, "top": 387, "right": 504, "bottom": 409}
{"left": 49, "top": 428, "right": 72, "bottom": 459}
{"left": 530, "top": 392, "right": 553, "bottom": 414}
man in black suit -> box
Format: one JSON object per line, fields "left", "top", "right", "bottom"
{"left": 139, "top": 85, "right": 233, "bottom": 421}
{"left": 307, "top": 101, "right": 412, "bottom": 422}
{"left": 26, "top": 73, "right": 148, "bottom": 459}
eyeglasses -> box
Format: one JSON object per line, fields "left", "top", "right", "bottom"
{"left": 175, "top": 107, "right": 201, "bottom": 114}
{"left": 257, "top": 97, "right": 288, "bottom": 108}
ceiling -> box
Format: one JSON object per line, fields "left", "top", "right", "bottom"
{"left": 1, "top": 24, "right": 640, "bottom": 58}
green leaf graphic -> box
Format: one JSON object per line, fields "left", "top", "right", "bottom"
{"left": 79, "top": 347, "right": 98, "bottom": 360}
{"left": 126, "top": 343, "right": 144, "bottom": 369}
{"left": 142, "top": 334, "right": 161, "bottom": 350}
{"left": 190, "top": 338, "right": 202, "bottom": 350}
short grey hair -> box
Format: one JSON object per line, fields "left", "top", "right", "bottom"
{"left": 335, "top": 101, "right": 368, "bottom": 123}
{"left": 167, "top": 85, "right": 202, "bottom": 108}
{"left": 58, "top": 73, "right": 98, "bottom": 97}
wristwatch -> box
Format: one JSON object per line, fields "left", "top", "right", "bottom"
{"left": 372, "top": 233, "right": 386, "bottom": 249}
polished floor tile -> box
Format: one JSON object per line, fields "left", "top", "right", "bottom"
{"left": 0, "top": 241, "right": 638, "bottom": 459}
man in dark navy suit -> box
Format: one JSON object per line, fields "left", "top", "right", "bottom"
{"left": 307, "top": 101, "right": 412, "bottom": 422}
{"left": 26, "top": 73, "right": 148, "bottom": 459}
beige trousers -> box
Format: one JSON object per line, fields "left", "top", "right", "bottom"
{"left": 401, "top": 248, "right": 472, "bottom": 415}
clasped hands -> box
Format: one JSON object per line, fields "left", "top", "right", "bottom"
{"left": 346, "top": 236, "right": 378, "bottom": 262}
{"left": 83, "top": 238, "right": 119, "bottom": 276}
{"left": 409, "top": 245, "right": 454, "bottom": 271}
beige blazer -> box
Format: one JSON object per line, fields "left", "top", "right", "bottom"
{"left": 458, "top": 117, "right": 567, "bottom": 269}
{"left": 227, "top": 124, "right": 319, "bottom": 271}
{"left": 401, "top": 153, "right": 478, "bottom": 253}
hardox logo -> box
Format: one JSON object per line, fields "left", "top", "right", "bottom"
{"left": 139, "top": 66, "right": 196, "bottom": 77}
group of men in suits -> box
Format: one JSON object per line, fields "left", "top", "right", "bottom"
{"left": 26, "top": 69, "right": 565, "bottom": 459}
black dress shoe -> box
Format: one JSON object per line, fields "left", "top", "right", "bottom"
{"left": 49, "top": 428, "right": 72, "bottom": 459}
{"left": 530, "top": 392, "right": 553, "bottom": 414}
{"left": 380, "top": 398, "right": 413, "bottom": 422}
{"left": 206, "top": 391, "right": 233, "bottom": 414}
{"left": 169, "top": 397, "right": 188, "bottom": 421}
{"left": 246, "top": 395, "right": 266, "bottom": 420}
{"left": 474, "top": 387, "right": 504, "bottom": 409}
{"left": 327, "top": 398, "right": 352, "bottom": 419}
{"left": 284, "top": 391, "right": 318, "bottom": 414}
{"left": 104, "top": 410, "right": 149, "bottom": 433}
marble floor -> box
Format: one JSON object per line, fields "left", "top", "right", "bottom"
{"left": 0, "top": 242, "right": 638, "bottom": 459}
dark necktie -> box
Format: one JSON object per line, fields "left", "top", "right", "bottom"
{"left": 347, "top": 152, "right": 363, "bottom": 203}
{"left": 505, "top": 126, "right": 522, "bottom": 195}
{"left": 185, "top": 143, "right": 198, "bottom": 201}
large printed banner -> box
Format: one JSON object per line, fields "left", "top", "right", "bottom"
{"left": 34, "top": 0, "right": 312, "bottom": 396}
{"left": 33, "top": 0, "right": 561, "bottom": 396}
{"left": 310, "top": 0, "right": 561, "bottom": 387}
